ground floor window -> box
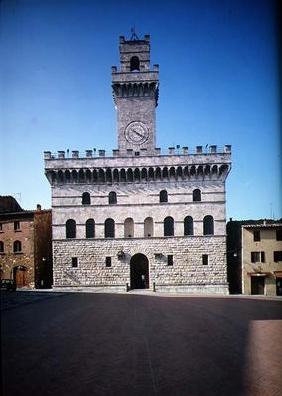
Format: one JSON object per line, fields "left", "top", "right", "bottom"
{"left": 167, "top": 255, "right": 173, "bottom": 266}
{"left": 72, "top": 257, "right": 78, "bottom": 268}
{"left": 105, "top": 257, "right": 112, "bottom": 267}
{"left": 202, "top": 254, "right": 209, "bottom": 265}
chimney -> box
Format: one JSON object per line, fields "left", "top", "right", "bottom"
{"left": 36, "top": 204, "right": 42, "bottom": 211}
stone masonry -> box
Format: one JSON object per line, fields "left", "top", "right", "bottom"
{"left": 44, "top": 33, "right": 231, "bottom": 293}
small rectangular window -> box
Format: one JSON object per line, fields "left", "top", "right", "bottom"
{"left": 274, "top": 251, "right": 282, "bottom": 262}
{"left": 202, "top": 254, "right": 208, "bottom": 265}
{"left": 276, "top": 229, "right": 282, "bottom": 241}
{"left": 0, "top": 223, "right": 3, "bottom": 231}
{"left": 105, "top": 257, "right": 112, "bottom": 267}
{"left": 135, "top": 152, "right": 140, "bottom": 156}
{"left": 14, "top": 221, "right": 20, "bottom": 231}
{"left": 167, "top": 255, "right": 173, "bottom": 266}
{"left": 261, "top": 251, "right": 265, "bottom": 263}
{"left": 72, "top": 257, "right": 78, "bottom": 267}
{"left": 253, "top": 230, "right": 260, "bottom": 242}
{"left": 251, "top": 252, "right": 260, "bottom": 263}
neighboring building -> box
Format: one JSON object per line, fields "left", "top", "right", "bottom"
{"left": 44, "top": 33, "right": 231, "bottom": 293}
{"left": 227, "top": 219, "right": 282, "bottom": 296}
{"left": 0, "top": 197, "right": 52, "bottom": 288}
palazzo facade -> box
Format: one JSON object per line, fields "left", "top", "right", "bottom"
{"left": 44, "top": 34, "right": 231, "bottom": 293}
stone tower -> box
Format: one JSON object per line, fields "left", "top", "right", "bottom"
{"left": 44, "top": 33, "right": 232, "bottom": 294}
{"left": 112, "top": 35, "right": 159, "bottom": 154}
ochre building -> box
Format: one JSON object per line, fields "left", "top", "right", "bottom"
{"left": 227, "top": 219, "right": 282, "bottom": 296}
{"left": 44, "top": 34, "right": 231, "bottom": 293}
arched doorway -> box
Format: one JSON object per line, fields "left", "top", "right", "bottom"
{"left": 13, "top": 266, "right": 27, "bottom": 288}
{"left": 130, "top": 254, "right": 149, "bottom": 290}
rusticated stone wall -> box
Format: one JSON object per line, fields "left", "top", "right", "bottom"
{"left": 53, "top": 236, "right": 228, "bottom": 294}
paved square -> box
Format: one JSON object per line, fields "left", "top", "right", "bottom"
{"left": 1, "top": 292, "right": 282, "bottom": 396}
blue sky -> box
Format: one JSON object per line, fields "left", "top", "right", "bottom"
{"left": 0, "top": 0, "right": 280, "bottom": 220}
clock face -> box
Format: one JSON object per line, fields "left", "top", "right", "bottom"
{"left": 125, "top": 121, "right": 149, "bottom": 144}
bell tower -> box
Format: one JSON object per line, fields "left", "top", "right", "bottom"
{"left": 112, "top": 33, "right": 159, "bottom": 155}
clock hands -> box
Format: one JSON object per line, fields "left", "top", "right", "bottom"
{"left": 132, "top": 129, "right": 144, "bottom": 138}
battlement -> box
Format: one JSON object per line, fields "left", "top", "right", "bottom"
{"left": 44, "top": 145, "right": 231, "bottom": 160}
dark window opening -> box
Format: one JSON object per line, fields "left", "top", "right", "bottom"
{"left": 193, "top": 189, "right": 201, "bottom": 202}
{"left": 184, "top": 216, "right": 194, "bottom": 236}
{"left": 203, "top": 215, "right": 214, "bottom": 235}
{"left": 105, "top": 218, "right": 115, "bottom": 238}
{"left": 164, "top": 217, "right": 174, "bottom": 236}
{"left": 253, "top": 230, "right": 260, "bottom": 242}
{"left": 276, "top": 229, "right": 282, "bottom": 241}
{"left": 135, "top": 152, "right": 140, "bottom": 156}
{"left": 167, "top": 255, "right": 173, "bottom": 266}
{"left": 82, "top": 192, "right": 90, "bottom": 205}
{"left": 274, "top": 251, "right": 282, "bottom": 262}
{"left": 86, "top": 219, "right": 95, "bottom": 238}
{"left": 202, "top": 254, "right": 208, "bottom": 265}
{"left": 14, "top": 221, "right": 20, "bottom": 231}
{"left": 130, "top": 56, "right": 140, "bottom": 71}
{"left": 251, "top": 251, "right": 265, "bottom": 263}
{"left": 106, "top": 257, "right": 112, "bottom": 267}
{"left": 0, "top": 223, "right": 3, "bottom": 231}
{"left": 66, "top": 219, "right": 76, "bottom": 239}
{"left": 72, "top": 257, "right": 78, "bottom": 267}
{"left": 160, "top": 190, "right": 168, "bottom": 203}
{"left": 109, "top": 191, "right": 117, "bottom": 204}
{"left": 13, "top": 240, "right": 22, "bottom": 253}
{"left": 0, "top": 241, "right": 4, "bottom": 253}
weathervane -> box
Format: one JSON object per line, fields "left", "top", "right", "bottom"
{"left": 130, "top": 26, "right": 139, "bottom": 41}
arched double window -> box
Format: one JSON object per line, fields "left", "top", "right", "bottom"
{"left": 203, "top": 215, "right": 214, "bottom": 235}
{"left": 144, "top": 217, "right": 154, "bottom": 237}
{"left": 86, "top": 219, "right": 95, "bottom": 238}
{"left": 109, "top": 191, "right": 117, "bottom": 205}
{"left": 82, "top": 192, "right": 90, "bottom": 205}
{"left": 164, "top": 216, "right": 174, "bottom": 236}
{"left": 160, "top": 190, "right": 168, "bottom": 203}
{"left": 130, "top": 56, "right": 140, "bottom": 71}
{"left": 193, "top": 189, "right": 201, "bottom": 202}
{"left": 13, "top": 240, "right": 22, "bottom": 253}
{"left": 105, "top": 218, "right": 115, "bottom": 238}
{"left": 124, "top": 218, "right": 134, "bottom": 238}
{"left": 66, "top": 219, "right": 76, "bottom": 239}
{"left": 184, "top": 216, "right": 194, "bottom": 236}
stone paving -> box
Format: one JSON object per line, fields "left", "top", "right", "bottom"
{"left": 1, "top": 291, "right": 282, "bottom": 396}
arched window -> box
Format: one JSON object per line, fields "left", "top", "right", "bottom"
{"left": 124, "top": 218, "right": 134, "bottom": 238}
{"left": 0, "top": 241, "right": 4, "bottom": 253}
{"left": 105, "top": 218, "right": 115, "bottom": 238}
{"left": 203, "top": 215, "right": 214, "bottom": 235}
{"left": 66, "top": 219, "right": 76, "bottom": 239}
{"left": 160, "top": 190, "right": 168, "bottom": 203}
{"left": 82, "top": 192, "right": 90, "bottom": 205}
{"left": 184, "top": 216, "right": 194, "bottom": 236}
{"left": 144, "top": 217, "right": 154, "bottom": 237}
{"left": 164, "top": 216, "right": 174, "bottom": 236}
{"left": 86, "top": 219, "right": 95, "bottom": 238}
{"left": 130, "top": 56, "right": 140, "bottom": 71}
{"left": 193, "top": 189, "right": 201, "bottom": 202}
{"left": 13, "top": 240, "right": 22, "bottom": 253}
{"left": 109, "top": 191, "right": 117, "bottom": 204}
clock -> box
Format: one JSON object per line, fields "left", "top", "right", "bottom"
{"left": 125, "top": 121, "right": 149, "bottom": 144}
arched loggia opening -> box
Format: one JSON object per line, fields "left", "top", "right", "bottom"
{"left": 130, "top": 253, "right": 149, "bottom": 290}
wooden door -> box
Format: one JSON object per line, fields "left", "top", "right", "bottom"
{"left": 15, "top": 268, "right": 27, "bottom": 287}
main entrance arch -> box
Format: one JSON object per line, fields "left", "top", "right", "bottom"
{"left": 130, "top": 253, "right": 149, "bottom": 289}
